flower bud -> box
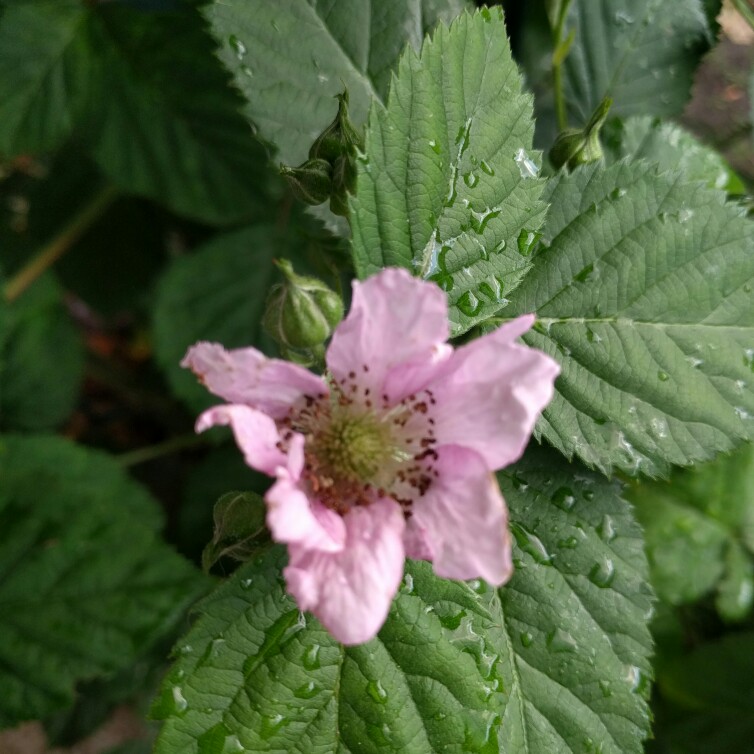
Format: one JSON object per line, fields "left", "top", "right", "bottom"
{"left": 263, "top": 259, "right": 344, "bottom": 356}
{"left": 309, "top": 90, "right": 364, "bottom": 162}
{"left": 550, "top": 96, "right": 612, "bottom": 171}
{"left": 279, "top": 158, "right": 332, "bottom": 205}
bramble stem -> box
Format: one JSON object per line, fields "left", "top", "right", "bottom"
{"left": 117, "top": 434, "right": 208, "bottom": 467}
{"left": 3, "top": 185, "right": 119, "bottom": 303}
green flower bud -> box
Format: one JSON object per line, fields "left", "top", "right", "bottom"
{"left": 309, "top": 90, "right": 364, "bottom": 163}
{"left": 280, "top": 158, "right": 332, "bottom": 205}
{"left": 550, "top": 96, "right": 612, "bottom": 171}
{"left": 263, "top": 259, "right": 344, "bottom": 355}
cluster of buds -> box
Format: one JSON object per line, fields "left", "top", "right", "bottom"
{"left": 279, "top": 90, "right": 364, "bottom": 216}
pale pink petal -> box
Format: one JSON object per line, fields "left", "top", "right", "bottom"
{"left": 196, "top": 405, "right": 295, "bottom": 476}
{"left": 408, "top": 445, "right": 513, "bottom": 585}
{"left": 265, "top": 473, "right": 345, "bottom": 553}
{"left": 284, "top": 499, "right": 405, "bottom": 645}
{"left": 182, "top": 342, "right": 327, "bottom": 419}
{"left": 326, "top": 268, "right": 449, "bottom": 397}
{"left": 427, "top": 315, "right": 560, "bottom": 470}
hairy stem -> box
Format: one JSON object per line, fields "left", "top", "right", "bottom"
{"left": 3, "top": 185, "right": 119, "bottom": 303}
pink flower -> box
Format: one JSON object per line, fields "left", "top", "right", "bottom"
{"left": 182, "top": 268, "right": 559, "bottom": 645}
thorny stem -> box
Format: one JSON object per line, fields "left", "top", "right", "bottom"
{"left": 117, "top": 433, "right": 209, "bottom": 467}
{"left": 3, "top": 185, "right": 119, "bottom": 303}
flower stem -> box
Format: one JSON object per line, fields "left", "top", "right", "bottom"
{"left": 3, "top": 185, "right": 119, "bottom": 303}
{"left": 117, "top": 433, "right": 209, "bottom": 468}
{"left": 551, "top": 0, "right": 574, "bottom": 132}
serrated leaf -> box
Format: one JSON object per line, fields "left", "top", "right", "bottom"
{"left": 84, "top": 4, "right": 275, "bottom": 225}
{"left": 627, "top": 443, "right": 754, "bottom": 615}
{"left": 0, "top": 1, "right": 273, "bottom": 225}
{"left": 0, "top": 0, "right": 93, "bottom": 156}
{"left": 152, "top": 226, "right": 285, "bottom": 414}
{"left": 0, "top": 274, "right": 84, "bottom": 431}
{"left": 606, "top": 115, "right": 734, "bottom": 191}
{"left": 503, "top": 160, "right": 754, "bottom": 477}
{"left": 153, "top": 446, "right": 653, "bottom": 754}
{"left": 0, "top": 435, "right": 208, "bottom": 727}
{"left": 205, "top": 0, "right": 470, "bottom": 166}
{"left": 562, "top": 0, "right": 711, "bottom": 125}
{"left": 350, "top": 8, "right": 547, "bottom": 336}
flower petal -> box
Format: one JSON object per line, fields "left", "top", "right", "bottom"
{"left": 428, "top": 314, "right": 560, "bottom": 470}
{"left": 326, "top": 268, "right": 449, "bottom": 397}
{"left": 284, "top": 499, "right": 405, "bottom": 645}
{"left": 196, "top": 404, "right": 297, "bottom": 476}
{"left": 182, "top": 341, "right": 327, "bottom": 419}
{"left": 265, "top": 474, "right": 346, "bottom": 553}
{"left": 408, "top": 445, "right": 513, "bottom": 585}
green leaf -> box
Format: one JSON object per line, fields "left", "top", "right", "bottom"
{"left": 562, "top": 0, "right": 712, "bottom": 125}
{"left": 350, "top": 8, "right": 547, "bottom": 336}
{"left": 153, "top": 446, "right": 653, "bottom": 753}
{"left": 85, "top": 4, "right": 276, "bottom": 225}
{"left": 504, "top": 160, "right": 754, "bottom": 477}
{"left": 201, "top": 491, "right": 269, "bottom": 572}
{"left": 0, "top": 2, "right": 274, "bottom": 225}
{"left": 205, "top": 0, "right": 470, "bottom": 166}
{"left": 0, "top": 274, "right": 84, "bottom": 431}
{"left": 0, "top": 435, "right": 208, "bottom": 727}
{"left": 652, "top": 632, "right": 754, "bottom": 754}
{"left": 606, "top": 115, "right": 734, "bottom": 191}
{"left": 0, "top": 0, "right": 93, "bottom": 156}
{"left": 627, "top": 443, "right": 754, "bottom": 615}
{"left": 178, "top": 447, "right": 269, "bottom": 561}
{"left": 152, "top": 226, "right": 282, "bottom": 414}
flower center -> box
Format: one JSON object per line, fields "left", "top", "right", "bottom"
{"left": 312, "top": 412, "right": 392, "bottom": 483}
{"left": 284, "top": 372, "right": 440, "bottom": 515}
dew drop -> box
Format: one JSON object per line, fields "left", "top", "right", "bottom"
{"left": 678, "top": 208, "right": 694, "bottom": 223}
{"left": 455, "top": 119, "right": 472, "bottom": 155}
{"left": 557, "top": 536, "right": 579, "bottom": 549}
{"left": 457, "top": 290, "right": 482, "bottom": 317}
{"left": 514, "top": 148, "right": 539, "bottom": 179}
{"left": 367, "top": 679, "right": 389, "bottom": 704}
{"left": 614, "top": 10, "right": 634, "bottom": 24}
{"left": 302, "top": 644, "right": 321, "bottom": 670}
{"left": 517, "top": 228, "right": 542, "bottom": 255}
{"left": 510, "top": 522, "right": 553, "bottom": 565}
{"left": 596, "top": 515, "right": 616, "bottom": 543}
{"left": 402, "top": 572, "right": 414, "bottom": 593}
{"left": 463, "top": 171, "right": 480, "bottom": 188}
{"left": 428, "top": 139, "right": 441, "bottom": 154}
{"left": 470, "top": 207, "right": 500, "bottom": 233}
{"left": 172, "top": 686, "right": 188, "bottom": 715}
{"left": 228, "top": 35, "right": 246, "bottom": 59}
{"left": 589, "top": 557, "right": 616, "bottom": 588}
{"left": 658, "top": 370, "right": 669, "bottom": 382}
{"left": 260, "top": 714, "right": 289, "bottom": 740}
{"left": 599, "top": 680, "right": 613, "bottom": 698}
{"left": 479, "top": 160, "right": 495, "bottom": 176}
{"left": 520, "top": 631, "right": 534, "bottom": 647}
{"left": 547, "top": 628, "right": 578, "bottom": 653}
{"left": 743, "top": 348, "right": 754, "bottom": 372}
{"left": 552, "top": 486, "right": 576, "bottom": 511}
{"left": 294, "top": 680, "right": 320, "bottom": 699}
